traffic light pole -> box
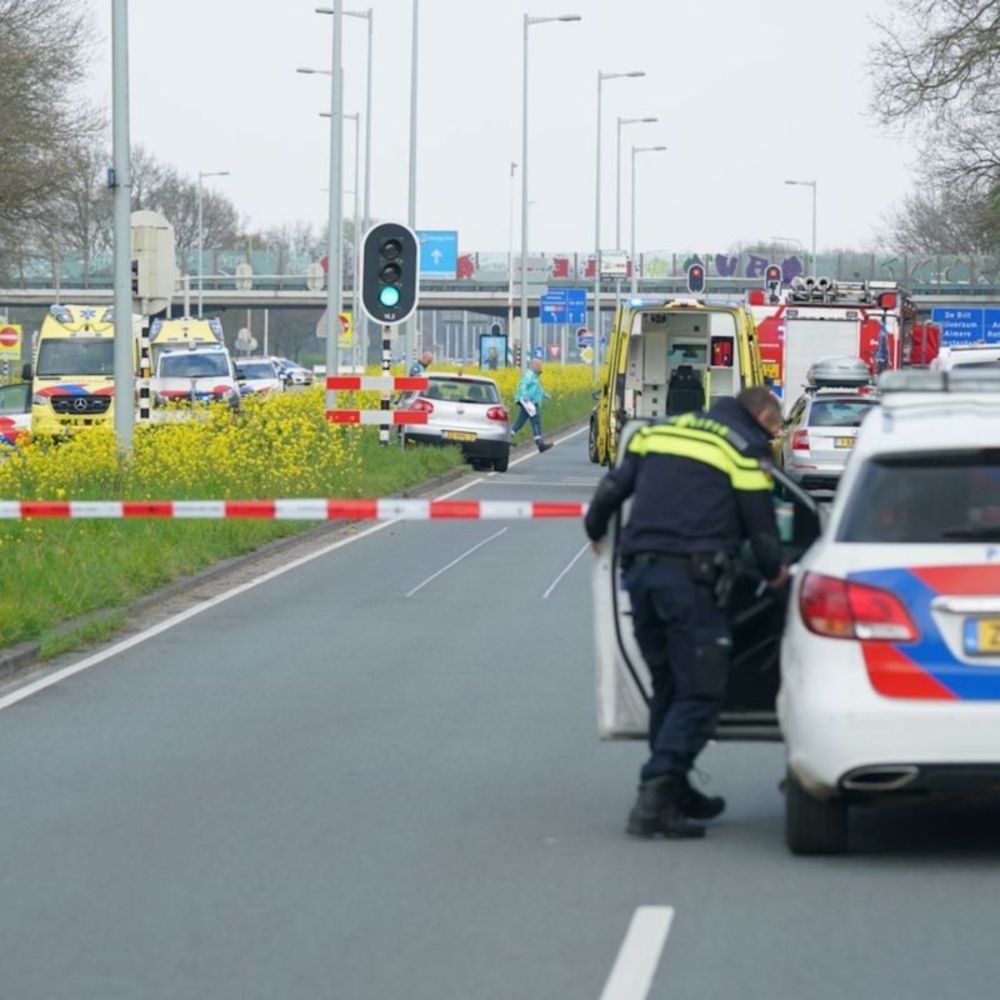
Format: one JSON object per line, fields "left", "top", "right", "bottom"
{"left": 111, "top": 0, "right": 134, "bottom": 449}
{"left": 381, "top": 324, "right": 392, "bottom": 447}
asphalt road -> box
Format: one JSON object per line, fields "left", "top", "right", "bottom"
{"left": 2, "top": 429, "right": 1000, "bottom": 999}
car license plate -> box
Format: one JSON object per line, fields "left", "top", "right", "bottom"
{"left": 834, "top": 437, "right": 854, "bottom": 448}
{"left": 964, "top": 618, "right": 1000, "bottom": 655}
{"left": 443, "top": 430, "right": 476, "bottom": 442}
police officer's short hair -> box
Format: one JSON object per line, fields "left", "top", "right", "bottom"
{"left": 737, "top": 386, "right": 782, "bottom": 424}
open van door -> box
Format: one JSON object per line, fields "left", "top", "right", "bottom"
{"left": 593, "top": 421, "right": 823, "bottom": 741}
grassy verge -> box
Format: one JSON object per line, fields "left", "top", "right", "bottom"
{"left": 0, "top": 368, "right": 594, "bottom": 654}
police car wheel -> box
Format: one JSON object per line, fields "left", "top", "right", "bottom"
{"left": 785, "top": 770, "right": 848, "bottom": 855}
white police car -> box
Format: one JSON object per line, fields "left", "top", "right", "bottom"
{"left": 779, "top": 368, "right": 1000, "bottom": 854}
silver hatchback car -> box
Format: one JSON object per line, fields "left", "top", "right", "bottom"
{"left": 778, "top": 388, "right": 878, "bottom": 496}
{"left": 401, "top": 373, "right": 512, "bottom": 472}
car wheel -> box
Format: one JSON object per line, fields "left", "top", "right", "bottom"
{"left": 785, "top": 769, "right": 849, "bottom": 855}
{"left": 588, "top": 417, "right": 600, "bottom": 464}
{"left": 493, "top": 451, "right": 510, "bottom": 473}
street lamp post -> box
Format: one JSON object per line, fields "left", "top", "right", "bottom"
{"left": 785, "top": 179, "right": 817, "bottom": 275}
{"left": 507, "top": 160, "right": 517, "bottom": 339}
{"left": 615, "top": 115, "right": 656, "bottom": 311}
{"left": 324, "top": 2, "right": 344, "bottom": 389}
{"left": 593, "top": 69, "right": 644, "bottom": 380}
{"left": 197, "top": 170, "right": 230, "bottom": 319}
{"left": 520, "top": 14, "right": 581, "bottom": 371}
{"left": 631, "top": 145, "right": 667, "bottom": 295}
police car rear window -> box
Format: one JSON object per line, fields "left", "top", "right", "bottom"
{"left": 838, "top": 451, "right": 1000, "bottom": 543}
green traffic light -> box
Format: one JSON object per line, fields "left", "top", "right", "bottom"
{"left": 379, "top": 285, "right": 401, "bottom": 308}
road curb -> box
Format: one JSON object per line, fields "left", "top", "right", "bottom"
{"left": 0, "top": 419, "right": 587, "bottom": 682}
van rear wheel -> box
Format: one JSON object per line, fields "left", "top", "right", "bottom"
{"left": 785, "top": 770, "right": 848, "bottom": 855}
{"left": 588, "top": 417, "right": 600, "bottom": 463}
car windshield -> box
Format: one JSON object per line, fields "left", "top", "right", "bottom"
{"left": 808, "top": 399, "right": 876, "bottom": 427}
{"left": 838, "top": 450, "right": 1000, "bottom": 543}
{"left": 37, "top": 338, "right": 114, "bottom": 377}
{"left": 159, "top": 353, "right": 231, "bottom": 378}
{"left": 238, "top": 363, "right": 274, "bottom": 379}
{"left": 423, "top": 379, "right": 499, "bottom": 404}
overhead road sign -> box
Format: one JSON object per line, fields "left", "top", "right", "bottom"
{"left": 540, "top": 288, "right": 587, "bottom": 325}
{"left": 416, "top": 230, "right": 458, "bottom": 280}
{"left": 931, "top": 307, "right": 1000, "bottom": 345}
{"left": 601, "top": 251, "right": 629, "bottom": 279}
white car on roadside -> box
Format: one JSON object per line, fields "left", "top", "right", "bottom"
{"left": 236, "top": 357, "right": 283, "bottom": 397}
{"left": 779, "top": 367, "right": 1000, "bottom": 854}
{"left": 151, "top": 344, "right": 240, "bottom": 411}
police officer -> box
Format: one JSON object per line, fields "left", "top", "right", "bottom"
{"left": 584, "top": 386, "right": 788, "bottom": 839}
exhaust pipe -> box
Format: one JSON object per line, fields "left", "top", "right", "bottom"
{"left": 841, "top": 765, "right": 919, "bottom": 792}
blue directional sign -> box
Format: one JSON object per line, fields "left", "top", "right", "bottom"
{"left": 931, "top": 307, "right": 1000, "bottom": 346}
{"left": 416, "top": 230, "right": 458, "bottom": 279}
{"left": 540, "top": 288, "right": 587, "bottom": 325}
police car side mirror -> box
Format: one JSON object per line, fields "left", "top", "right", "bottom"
{"left": 21, "top": 362, "right": 31, "bottom": 381}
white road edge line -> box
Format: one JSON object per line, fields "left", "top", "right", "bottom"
{"left": 405, "top": 528, "right": 508, "bottom": 598}
{"left": 542, "top": 542, "right": 590, "bottom": 600}
{"left": 0, "top": 424, "right": 588, "bottom": 710}
{"left": 0, "top": 476, "right": 484, "bottom": 714}
{"left": 487, "top": 424, "right": 589, "bottom": 476}
{"left": 599, "top": 906, "right": 675, "bottom": 1000}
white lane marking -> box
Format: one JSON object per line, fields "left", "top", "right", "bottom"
{"left": 542, "top": 542, "right": 590, "bottom": 600}
{"left": 0, "top": 477, "right": 482, "bottom": 714}
{"left": 600, "top": 906, "right": 675, "bottom": 1000}
{"left": 404, "top": 528, "right": 508, "bottom": 598}
{"left": 0, "top": 427, "right": 585, "bottom": 709}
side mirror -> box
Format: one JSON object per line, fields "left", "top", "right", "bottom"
{"left": 21, "top": 362, "right": 32, "bottom": 381}
{"left": 771, "top": 466, "right": 823, "bottom": 550}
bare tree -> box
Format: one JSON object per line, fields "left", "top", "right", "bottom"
{"left": 881, "top": 186, "right": 1000, "bottom": 252}
{"left": 55, "top": 142, "right": 113, "bottom": 286}
{"left": 0, "top": 0, "right": 102, "bottom": 247}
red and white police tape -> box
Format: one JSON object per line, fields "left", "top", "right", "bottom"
{"left": 326, "top": 376, "right": 428, "bottom": 392}
{"left": 0, "top": 499, "right": 588, "bottom": 521}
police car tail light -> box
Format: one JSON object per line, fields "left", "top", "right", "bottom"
{"left": 486, "top": 406, "right": 509, "bottom": 422}
{"left": 800, "top": 573, "right": 918, "bottom": 642}
{"left": 792, "top": 430, "right": 810, "bottom": 452}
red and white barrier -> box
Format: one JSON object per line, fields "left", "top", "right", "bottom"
{"left": 325, "top": 410, "right": 429, "bottom": 425}
{"left": 326, "top": 376, "right": 428, "bottom": 392}
{"left": 0, "top": 499, "right": 588, "bottom": 521}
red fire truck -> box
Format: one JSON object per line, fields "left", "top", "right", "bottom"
{"left": 748, "top": 277, "right": 914, "bottom": 408}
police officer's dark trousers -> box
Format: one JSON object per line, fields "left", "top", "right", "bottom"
{"left": 623, "top": 560, "right": 732, "bottom": 781}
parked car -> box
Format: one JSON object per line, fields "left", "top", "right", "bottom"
{"left": 400, "top": 373, "right": 511, "bottom": 472}
{"left": 930, "top": 344, "right": 1000, "bottom": 372}
{"left": 272, "top": 357, "right": 314, "bottom": 386}
{"left": 151, "top": 344, "right": 240, "bottom": 411}
{"left": 235, "top": 357, "right": 283, "bottom": 396}
{"left": 779, "top": 367, "right": 1000, "bottom": 853}
{"left": 0, "top": 381, "right": 32, "bottom": 450}
{"left": 778, "top": 388, "right": 878, "bottom": 495}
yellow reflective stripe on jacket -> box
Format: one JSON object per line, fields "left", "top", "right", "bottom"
{"left": 627, "top": 425, "right": 772, "bottom": 492}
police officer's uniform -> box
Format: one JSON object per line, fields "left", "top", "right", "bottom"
{"left": 585, "top": 396, "right": 783, "bottom": 838}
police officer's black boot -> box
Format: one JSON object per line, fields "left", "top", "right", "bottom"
{"left": 535, "top": 436, "right": 553, "bottom": 453}
{"left": 675, "top": 772, "right": 726, "bottom": 820}
{"left": 626, "top": 775, "right": 706, "bottom": 839}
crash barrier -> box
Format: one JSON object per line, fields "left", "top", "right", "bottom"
{"left": 0, "top": 499, "right": 588, "bottom": 521}
{"left": 325, "top": 375, "right": 429, "bottom": 434}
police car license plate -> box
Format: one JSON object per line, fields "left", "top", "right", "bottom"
{"left": 834, "top": 437, "right": 854, "bottom": 448}
{"left": 964, "top": 618, "right": 1000, "bottom": 655}
{"left": 443, "top": 430, "right": 476, "bottom": 442}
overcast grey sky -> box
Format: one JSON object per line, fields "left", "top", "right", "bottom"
{"left": 85, "top": 0, "right": 912, "bottom": 253}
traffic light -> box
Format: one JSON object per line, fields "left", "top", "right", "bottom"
{"left": 686, "top": 263, "right": 705, "bottom": 294}
{"left": 360, "top": 222, "right": 419, "bottom": 325}
{"left": 130, "top": 258, "right": 140, "bottom": 296}
{"left": 765, "top": 263, "right": 782, "bottom": 303}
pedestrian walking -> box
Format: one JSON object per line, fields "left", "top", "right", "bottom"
{"left": 584, "top": 387, "right": 788, "bottom": 839}
{"left": 511, "top": 358, "right": 553, "bottom": 453}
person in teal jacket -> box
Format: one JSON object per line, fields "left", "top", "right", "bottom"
{"left": 512, "top": 358, "right": 553, "bottom": 452}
